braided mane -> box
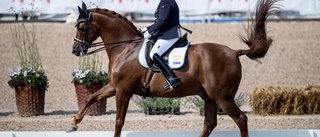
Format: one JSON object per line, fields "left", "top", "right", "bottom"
{"left": 89, "top": 8, "right": 142, "bottom": 35}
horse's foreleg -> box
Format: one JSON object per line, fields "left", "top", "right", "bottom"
{"left": 219, "top": 99, "right": 248, "bottom": 137}
{"left": 67, "top": 84, "right": 116, "bottom": 132}
{"left": 199, "top": 98, "right": 218, "bottom": 137}
{"left": 114, "top": 92, "right": 132, "bottom": 137}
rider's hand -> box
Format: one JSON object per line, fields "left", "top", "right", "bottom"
{"left": 143, "top": 30, "right": 151, "bottom": 40}
{"left": 141, "top": 27, "right": 147, "bottom": 33}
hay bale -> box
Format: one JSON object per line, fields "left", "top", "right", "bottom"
{"left": 279, "top": 87, "right": 305, "bottom": 115}
{"left": 304, "top": 85, "right": 320, "bottom": 114}
{"left": 250, "top": 85, "right": 319, "bottom": 115}
{"left": 250, "top": 86, "right": 284, "bottom": 115}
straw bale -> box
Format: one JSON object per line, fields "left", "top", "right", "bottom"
{"left": 250, "top": 85, "right": 319, "bottom": 115}
{"left": 279, "top": 87, "right": 304, "bottom": 115}
{"left": 250, "top": 86, "right": 283, "bottom": 115}
{"left": 304, "top": 85, "right": 320, "bottom": 114}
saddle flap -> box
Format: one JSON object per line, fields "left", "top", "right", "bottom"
{"left": 167, "top": 42, "right": 189, "bottom": 69}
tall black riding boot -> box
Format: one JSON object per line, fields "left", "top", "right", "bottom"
{"left": 153, "top": 53, "right": 181, "bottom": 90}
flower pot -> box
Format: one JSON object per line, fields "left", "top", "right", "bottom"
{"left": 166, "top": 107, "right": 172, "bottom": 114}
{"left": 14, "top": 84, "right": 45, "bottom": 117}
{"left": 149, "top": 108, "right": 157, "bottom": 115}
{"left": 173, "top": 107, "right": 180, "bottom": 115}
{"left": 74, "top": 82, "right": 106, "bottom": 116}
{"left": 199, "top": 108, "right": 205, "bottom": 116}
{"left": 217, "top": 108, "right": 225, "bottom": 115}
{"left": 159, "top": 108, "right": 167, "bottom": 115}
{"left": 143, "top": 108, "right": 149, "bottom": 115}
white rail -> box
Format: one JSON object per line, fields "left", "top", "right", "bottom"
{"left": 1, "top": 130, "right": 320, "bottom": 137}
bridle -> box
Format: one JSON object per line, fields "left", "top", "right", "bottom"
{"left": 74, "top": 14, "right": 143, "bottom": 56}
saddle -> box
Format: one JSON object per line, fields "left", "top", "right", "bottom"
{"left": 138, "top": 33, "right": 190, "bottom": 97}
{"left": 138, "top": 33, "right": 190, "bottom": 72}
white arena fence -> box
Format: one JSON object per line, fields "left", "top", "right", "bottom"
{"left": 0, "top": 130, "right": 320, "bottom": 137}
{"left": 0, "top": 0, "right": 320, "bottom": 22}
{"left": 1, "top": 0, "right": 320, "bottom": 15}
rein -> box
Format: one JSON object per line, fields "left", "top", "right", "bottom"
{"left": 74, "top": 37, "right": 143, "bottom": 55}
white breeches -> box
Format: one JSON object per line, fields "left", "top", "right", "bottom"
{"left": 145, "top": 28, "right": 181, "bottom": 59}
{"left": 149, "top": 38, "right": 179, "bottom": 59}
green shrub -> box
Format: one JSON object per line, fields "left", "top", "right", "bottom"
{"left": 136, "top": 97, "right": 181, "bottom": 115}
{"left": 192, "top": 93, "right": 245, "bottom": 116}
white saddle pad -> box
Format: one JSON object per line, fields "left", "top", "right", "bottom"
{"left": 138, "top": 42, "right": 190, "bottom": 69}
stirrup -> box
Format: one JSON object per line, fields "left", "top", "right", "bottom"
{"left": 163, "top": 77, "right": 181, "bottom": 91}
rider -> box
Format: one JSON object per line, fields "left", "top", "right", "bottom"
{"left": 141, "top": 0, "right": 181, "bottom": 91}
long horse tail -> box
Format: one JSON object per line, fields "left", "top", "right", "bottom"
{"left": 236, "top": 0, "right": 280, "bottom": 60}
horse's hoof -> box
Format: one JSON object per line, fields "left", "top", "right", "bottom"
{"left": 66, "top": 125, "right": 78, "bottom": 133}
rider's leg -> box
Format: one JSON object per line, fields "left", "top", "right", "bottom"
{"left": 150, "top": 38, "right": 180, "bottom": 90}
{"left": 153, "top": 53, "right": 181, "bottom": 90}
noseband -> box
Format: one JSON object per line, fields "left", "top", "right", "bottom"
{"left": 74, "top": 17, "right": 143, "bottom": 56}
{"left": 74, "top": 15, "right": 96, "bottom": 56}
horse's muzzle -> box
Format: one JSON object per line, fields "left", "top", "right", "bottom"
{"left": 72, "top": 38, "right": 90, "bottom": 56}
{"left": 72, "top": 47, "right": 81, "bottom": 56}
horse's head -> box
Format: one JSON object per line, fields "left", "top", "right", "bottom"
{"left": 72, "top": 2, "right": 100, "bottom": 56}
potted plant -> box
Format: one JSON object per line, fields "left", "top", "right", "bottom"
{"left": 155, "top": 98, "right": 165, "bottom": 114}
{"left": 171, "top": 98, "right": 181, "bottom": 115}
{"left": 136, "top": 97, "right": 181, "bottom": 115}
{"left": 8, "top": 23, "right": 49, "bottom": 117}
{"left": 136, "top": 97, "right": 153, "bottom": 115}
{"left": 192, "top": 93, "right": 245, "bottom": 116}
{"left": 72, "top": 53, "right": 108, "bottom": 116}
{"left": 192, "top": 97, "right": 205, "bottom": 116}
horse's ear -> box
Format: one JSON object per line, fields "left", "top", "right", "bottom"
{"left": 77, "top": 6, "right": 82, "bottom": 14}
{"left": 82, "top": 2, "right": 87, "bottom": 11}
{"left": 77, "top": 6, "right": 86, "bottom": 19}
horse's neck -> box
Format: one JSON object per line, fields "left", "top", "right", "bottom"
{"left": 98, "top": 20, "right": 141, "bottom": 63}
{"left": 110, "top": 41, "right": 140, "bottom": 55}
{"left": 100, "top": 35, "right": 142, "bottom": 63}
{"left": 92, "top": 10, "right": 143, "bottom": 68}
{"left": 92, "top": 11, "right": 139, "bottom": 40}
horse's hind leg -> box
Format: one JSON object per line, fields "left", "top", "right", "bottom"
{"left": 67, "top": 84, "right": 116, "bottom": 132}
{"left": 199, "top": 98, "right": 218, "bottom": 137}
{"left": 219, "top": 97, "right": 248, "bottom": 137}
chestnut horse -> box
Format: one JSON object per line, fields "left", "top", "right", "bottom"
{"left": 69, "top": 0, "right": 279, "bottom": 137}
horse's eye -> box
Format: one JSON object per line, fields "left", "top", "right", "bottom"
{"left": 78, "top": 28, "right": 84, "bottom": 32}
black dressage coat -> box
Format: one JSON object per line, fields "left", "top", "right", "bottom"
{"left": 147, "top": 0, "right": 180, "bottom": 40}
